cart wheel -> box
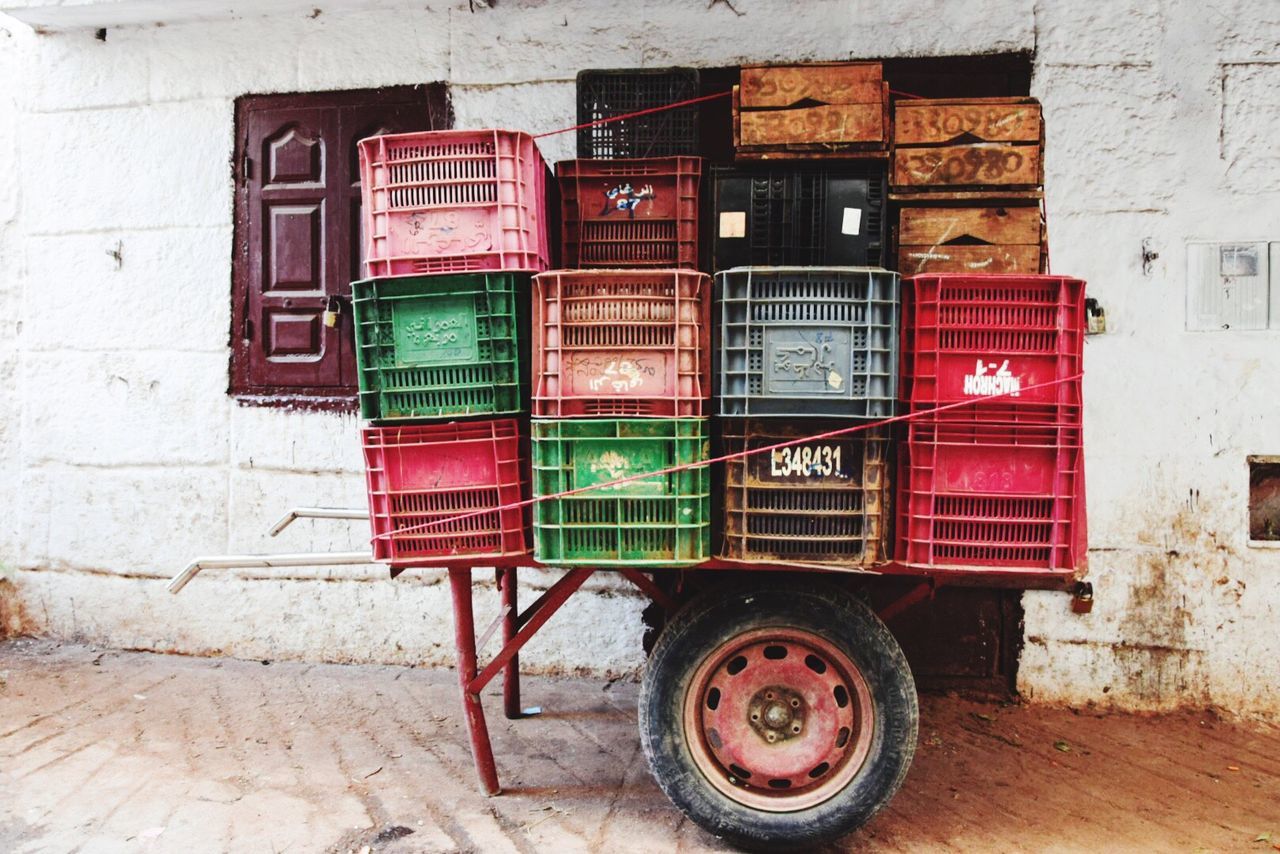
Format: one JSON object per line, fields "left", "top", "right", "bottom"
{"left": 639, "top": 582, "right": 917, "bottom": 851}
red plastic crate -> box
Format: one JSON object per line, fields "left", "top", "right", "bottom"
{"left": 532, "top": 269, "right": 710, "bottom": 417}
{"left": 359, "top": 130, "right": 550, "bottom": 278}
{"left": 363, "top": 419, "right": 528, "bottom": 566}
{"left": 901, "top": 274, "right": 1084, "bottom": 409}
{"left": 558, "top": 157, "right": 701, "bottom": 269}
{"left": 895, "top": 417, "right": 1085, "bottom": 574}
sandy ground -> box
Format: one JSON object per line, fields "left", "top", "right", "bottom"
{"left": 1, "top": 638, "right": 1277, "bottom": 853}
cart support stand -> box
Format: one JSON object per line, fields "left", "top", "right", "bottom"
{"left": 448, "top": 567, "right": 501, "bottom": 796}
{"left": 448, "top": 566, "right": 596, "bottom": 795}
{"left": 618, "top": 568, "right": 679, "bottom": 613}
{"left": 469, "top": 568, "right": 595, "bottom": 696}
{"left": 498, "top": 567, "right": 521, "bottom": 719}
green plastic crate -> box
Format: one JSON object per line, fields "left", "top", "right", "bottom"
{"left": 532, "top": 418, "right": 711, "bottom": 566}
{"left": 352, "top": 273, "right": 524, "bottom": 421}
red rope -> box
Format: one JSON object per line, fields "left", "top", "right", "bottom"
{"left": 371, "top": 373, "right": 1083, "bottom": 542}
{"left": 532, "top": 90, "right": 733, "bottom": 139}
{"left": 889, "top": 88, "right": 926, "bottom": 100}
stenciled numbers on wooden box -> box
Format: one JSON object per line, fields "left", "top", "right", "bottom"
{"left": 733, "top": 62, "right": 889, "bottom": 158}
{"left": 892, "top": 98, "right": 1044, "bottom": 190}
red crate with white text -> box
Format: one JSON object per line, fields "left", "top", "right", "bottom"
{"left": 901, "top": 273, "right": 1084, "bottom": 412}
{"left": 558, "top": 157, "right": 701, "bottom": 269}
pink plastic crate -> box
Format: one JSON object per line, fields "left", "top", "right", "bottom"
{"left": 363, "top": 419, "right": 529, "bottom": 566}
{"left": 532, "top": 269, "right": 711, "bottom": 417}
{"left": 895, "top": 416, "right": 1085, "bottom": 574}
{"left": 359, "top": 130, "right": 551, "bottom": 278}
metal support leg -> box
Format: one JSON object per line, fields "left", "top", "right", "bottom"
{"left": 877, "top": 580, "right": 936, "bottom": 623}
{"left": 498, "top": 567, "right": 522, "bottom": 719}
{"left": 448, "top": 567, "right": 501, "bottom": 796}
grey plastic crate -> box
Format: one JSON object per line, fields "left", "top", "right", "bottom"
{"left": 717, "top": 267, "right": 900, "bottom": 418}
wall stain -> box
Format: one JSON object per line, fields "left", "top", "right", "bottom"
{"left": 0, "top": 578, "right": 35, "bottom": 638}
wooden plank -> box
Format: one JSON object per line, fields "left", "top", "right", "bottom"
{"left": 894, "top": 98, "right": 1041, "bottom": 145}
{"left": 899, "top": 206, "right": 1041, "bottom": 245}
{"left": 739, "top": 102, "right": 883, "bottom": 147}
{"left": 740, "top": 62, "right": 882, "bottom": 108}
{"left": 892, "top": 143, "right": 1041, "bottom": 188}
{"left": 734, "top": 148, "right": 891, "bottom": 162}
{"left": 889, "top": 188, "right": 1043, "bottom": 202}
{"left": 731, "top": 85, "right": 741, "bottom": 147}
{"left": 897, "top": 244, "right": 1042, "bottom": 275}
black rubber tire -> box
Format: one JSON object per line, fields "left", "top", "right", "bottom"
{"left": 638, "top": 581, "right": 918, "bottom": 851}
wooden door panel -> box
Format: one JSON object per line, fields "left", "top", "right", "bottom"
{"left": 264, "top": 202, "right": 325, "bottom": 292}
{"left": 231, "top": 86, "right": 450, "bottom": 400}
{"left": 244, "top": 107, "right": 339, "bottom": 388}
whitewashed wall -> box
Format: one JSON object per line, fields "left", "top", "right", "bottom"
{"left": 0, "top": 0, "right": 1277, "bottom": 717}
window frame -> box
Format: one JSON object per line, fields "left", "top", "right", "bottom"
{"left": 229, "top": 85, "right": 451, "bottom": 409}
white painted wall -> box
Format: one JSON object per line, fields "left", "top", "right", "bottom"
{"left": 0, "top": 0, "right": 1277, "bottom": 717}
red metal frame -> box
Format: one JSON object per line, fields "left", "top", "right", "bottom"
{"left": 437, "top": 560, "right": 1037, "bottom": 797}
{"left": 447, "top": 565, "right": 595, "bottom": 794}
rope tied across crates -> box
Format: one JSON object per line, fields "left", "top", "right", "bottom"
{"left": 369, "top": 373, "right": 1082, "bottom": 543}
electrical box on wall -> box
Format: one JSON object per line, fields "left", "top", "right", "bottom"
{"left": 1185, "top": 241, "right": 1279, "bottom": 331}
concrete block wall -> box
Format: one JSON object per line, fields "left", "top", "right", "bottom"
{"left": 0, "top": 0, "right": 1277, "bottom": 716}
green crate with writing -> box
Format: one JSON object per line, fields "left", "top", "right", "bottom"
{"left": 352, "top": 273, "right": 525, "bottom": 421}
{"left": 532, "top": 418, "right": 711, "bottom": 565}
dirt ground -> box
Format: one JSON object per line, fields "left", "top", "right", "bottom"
{"left": 1, "top": 639, "right": 1277, "bottom": 853}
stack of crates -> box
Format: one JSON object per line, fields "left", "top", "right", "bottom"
{"left": 891, "top": 98, "right": 1046, "bottom": 276}
{"left": 717, "top": 267, "right": 900, "bottom": 565}
{"left": 353, "top": 129, "right": 552, "bottom": 567}
{"left": 714, "top": 62, "right": 889, "bottom": 271}
{"left": 532, "top": 69, "right": 712, "bottom": 566}
{"left": 530, "top": 270, "right": 712, "bottom": 566}
{"left": 896, "top": 273, "right": 1086, "bottom": 575}
{"left": 712, "top": 61, "right": 899, "bottom": 569}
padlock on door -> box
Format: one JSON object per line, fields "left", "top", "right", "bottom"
{"left": 323, "top": 295, "right": 342, "bottom": 328}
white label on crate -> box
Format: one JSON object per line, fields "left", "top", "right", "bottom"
{"left": 720, "top": 211, "right": 747, "bottom": 238}
{"left": 841, "top": 207, "right": 862, "bottom": 235}
{"left": 963, "top": 359, "right": 1022, "bottom": 397}
{"left": 771, "top": 444, "right": 845, "bottom": 478}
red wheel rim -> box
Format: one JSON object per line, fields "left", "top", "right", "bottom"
{"left": 683, "top": 627, "right": 875, "bottom": 812}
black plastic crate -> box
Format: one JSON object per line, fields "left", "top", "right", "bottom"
{"left": 721, "top": 419, "right": 891, "bottom": 566}
{"left": 712, "top": 164, "right": 886, "bottom": 269}
{"left": 718, "top": 267, "right": 899, "bottom": 418}
{"left": 577, "top": 68, "right": 700, "bottom": 159}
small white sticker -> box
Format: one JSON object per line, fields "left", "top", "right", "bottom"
{"left": 720, "top": 211, "right": 747, "bottom": 239}
{"left": 841, "top": 207, "right": 862, "bottom": 236}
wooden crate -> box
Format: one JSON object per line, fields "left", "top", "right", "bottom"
{"left": 892, "top": 97, "right": 1043, "bottom": 191}
{"left": 733, "top": 62, "right": 889, "bottom": 159}
{"left": 896, "top": 206, "right": 1045, "bottom": 275}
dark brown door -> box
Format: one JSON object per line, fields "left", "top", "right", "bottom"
{"left": 231, "top": 86, "right": 450, "bottom": 402}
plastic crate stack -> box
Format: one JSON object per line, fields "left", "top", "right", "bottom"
{"left": 896, "top": 273, "right": 1086, "bottom": 576}
{"left": 713, "top": 62, "right": 889, "bottom": 271}
{"left": 353, "top": 129, "right": 552, "bottom": 567}
{"left": 530, "top": 70, "right": 711, "bottom": 567}
{"left": 717, "top": 267, "right": 899, "bottom": 566}
{"left": 708, "top": 61, "right": 900, "bottom": 568}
